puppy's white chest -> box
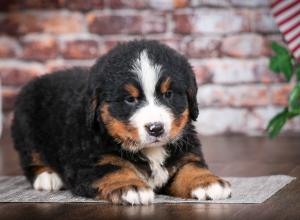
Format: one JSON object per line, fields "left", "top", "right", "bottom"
{"left": 142, "top": 147, "right": 169, "bottom": 189}
{"left": 148, "top": 160, "right": 169, "bottom": 189}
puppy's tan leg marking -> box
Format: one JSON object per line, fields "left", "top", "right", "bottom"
{"left": 167, "top": 153, "right": 203, "bottom": 177}
{"left": 168, "top": 163, "right": 231, "bottom": 200}
{"left": 93, "top": 155, "right": 154, "bottom": 205}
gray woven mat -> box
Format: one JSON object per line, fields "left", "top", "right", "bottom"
{"left": 0, "top": 175, "right": 295, "bottom": 204}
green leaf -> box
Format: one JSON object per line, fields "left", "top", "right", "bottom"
{"left": 269, "top": 42, "right": 293, "bottom": 81}
{"left": 288, "top": 110, "right": 300, "bottom": 118}
{"left": 296, "top": 64, "right": 300, "bottom": 82}
{"left": 281, "top": 58, "right": 293, "bottom": 81}
{"left": 289, "top": 83, "right": 300, "bottom": 112}
{"left": 271, "top": 42, "right": 290, "bottom": 55}
{"left": 269, "top": 56, "right": 281, "bottom": 73}
{"left": 267, "top": 108, "right": 289, "bottom": 139}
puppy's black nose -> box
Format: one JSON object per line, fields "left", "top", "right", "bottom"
{"left": 145, "top": 122, "right": 164, "bottom": 137}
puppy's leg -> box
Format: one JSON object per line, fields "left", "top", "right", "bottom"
{"left": 24, "top": 152, "right": 63, "bottom": 191}
{"left": 92, "top": 167, "right": 154, "bottom": 205}
{"left": 167, "top": 154, "right": 231, "bottom": 200}
{"left": 73, "top": 155, "right": 154, "bottom": 205}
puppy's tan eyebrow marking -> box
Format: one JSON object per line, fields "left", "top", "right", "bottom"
{"left": 124, "top": 84, "right": 139, "bottom": 97}
{"left": 160, "top": 77, "right": 171, "bottom": 93}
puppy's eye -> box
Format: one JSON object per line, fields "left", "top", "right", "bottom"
{"left": 124, "top": 96, "right": 138, "bottom": 105}
{"left": 163, "top": 90, "right": 173, "bottom": 99}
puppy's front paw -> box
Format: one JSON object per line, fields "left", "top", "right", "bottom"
{"left": 191, "top": 178, "right": 231, "bottom": 200}
{"left": 168, "top": 163, "right": 231, "bottom": 200}
{"left": 108, "top": 187, "right": 154, "bottom": 205}
{"left": 33, "top": 171, "right": 63, "bottom": 191}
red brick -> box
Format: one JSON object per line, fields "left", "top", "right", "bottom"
{"left": 194, "top": 58, "right": 284, "bottom": 84}
{"left": 46, "top": 59, "right": 94, "bottom": 72}
{"left": 2, "top": 87, "right": 19, "bottom": 111}
{"left": 256, "top": 64, "right": 285, "bottom": 84}
{"left": 266, "top": 34, "right": 285, "bottom": 45}
{"left": 63, "top": 0, "right": 104, "bottom": 10}
{"left": 271, "top": 84, "right": 292, "bottom": 106}
{"left": 197, "top": 85, "right": 269, "bottom": 107}
{"left": 45, "top": 59, "right": 71, "bottom": 72}
{"left": 107, "top": 0, "right": 147, "bottom": 9}
{"left": 0, "top": 12, "right": 85, "bottom": 36}
{"left": 232, "top": 86, "right": 269, "bottom": 107}
{"left": 246, "top": 107, "right": 300, "bottom": 134}
{"left": 0, "top": 37, "right": 19, "bottom": 58}
{"left": 0, "top": 0, "right": 105, "bottom": 11}
{"left": 2, "top": 112, "right": 14, "bottom": 130}
{"left": 0, "top": 13, "right": 40, "bottom": 35}
{"left": 190, "top": 0, "right": 230, "bottom": 7}
{"left": 230, "top": 0, "right": 271, "bottom": 7}
{"left": 156, "top": 37, "right": 181, "bottom": 51}
{"left": 148, "top": 36, "right": 182, "bottom": 50}
{"left": 285, "top": 117, "right": 300, "bottom": 132}
{"left": 181, "top": 37, "right": 221, "bottom": 58}
{"left": 21, "top": 35, "right": 58, "bottom": 61}
{"left": 173, "top": 14, "right": 192, "bottom": 34}
{"left": 246, "top": 107, "right": 281, "bottom": 134}
{"left": 173, "top": 0, "right": 189, "bottom": 8}
{"left": 191, "top": 62, "right": 213, "bottom": 84}
{"left": 101, "top": 37, "right": 181, "bottom": 56}
{"left": 61, "top": 39, "right": 100, "bottom": 59}
{"left": 221, "top": 34, "right": 269, "bottom": 58}
{"left": 87, "top": 12, "right": 166, "bottom": 35}
{"left": 0, "top": 0, "right": 62, "bottom": 11}
{"left": 149, "top": 0, "right": 189, "bottom": 9}
{"left": 250, "top": 9, "right": 278, "bottom": 33}
{"left": 195, "top": 108, "right": 248, "bottom": 135}
{"left": 174, "top": 9, "right": 250, "bottom": 34}
{"left": 0, "top": 61, "right": 45, "bottom": 86}
{"left": 101, "top": 39, "right": 129, "bottom": 55}
{"left": 65, "top": 60, "right": 95, "bottom": 67}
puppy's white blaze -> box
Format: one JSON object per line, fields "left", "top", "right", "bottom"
{"left": 33, "top": 172, "right": 63, "bottom": 191}
{"left": 191, "top": 182, "right": 231, "bottom": 200}
{"left": 121, "top": 189, "right": 154, "bottom": 205}
{"left": 142, "top": 147, "right": 169, "bottom": 189}
{"left": 132, "top": 50, "right": 161, "bottom": 104}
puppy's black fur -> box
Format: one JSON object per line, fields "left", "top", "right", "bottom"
{"left": 12, "top": 40, "right": 229, "bottom": 204}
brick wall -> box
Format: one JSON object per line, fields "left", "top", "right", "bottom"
{"left": 0, "top": 0, "right": 299, "bottom": 135}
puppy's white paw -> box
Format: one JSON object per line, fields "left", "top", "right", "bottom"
{"left": 33, "top": 171, "right": 63, "bottom": 191}
{"left": 191, "top": 181, "right": 231, "bottom": 200}
{"left": 121, "top": 188, "right": 154, "bottom": 205}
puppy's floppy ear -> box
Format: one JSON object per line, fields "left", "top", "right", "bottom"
{"left": 86, "top": 57, "right": 106, "bottom": 131}
{"left": 86, "top": 95, "right": 99, "bottom": 130}
{"left": 186, "top": 69, "right": 199, "bottom": 121}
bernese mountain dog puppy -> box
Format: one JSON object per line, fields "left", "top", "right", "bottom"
{"left": 11, "top": 40, "right": 231, "bottom": 205}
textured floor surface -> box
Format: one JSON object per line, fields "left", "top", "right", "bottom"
{"left": 0, "top": 175, "right": 295, "bottom": 204}
{"left": 1, "top": 130, "right": 300, "bottom": 220}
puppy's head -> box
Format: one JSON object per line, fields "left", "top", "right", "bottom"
{"left": 87, "top": 40, "right": 198, "bottom": 151}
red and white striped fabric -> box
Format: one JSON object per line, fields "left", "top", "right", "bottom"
{"left": 271, "top": 0, "right": 300, "bottom": 61}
